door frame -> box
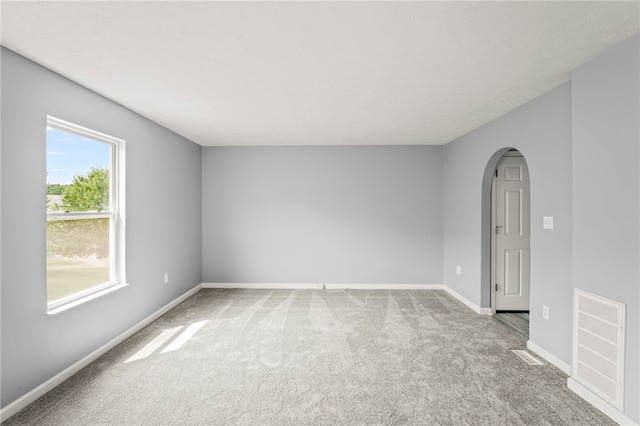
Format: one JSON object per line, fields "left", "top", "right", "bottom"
{"left": 491, "top": 170, "right": 498, "bottom": 314}
{"left": 481, "top": 147, "right": 529, "bottom": 313}
{"left": 489, "top": 149, "right": 530, "bottom": 314}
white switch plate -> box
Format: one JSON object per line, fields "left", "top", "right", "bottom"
{"left": 542, "top": 305, "right": 549, "bottom": 319}
{"left": 164, "top": 273, "right": 169, "bottom": 284}
{"left": 543, "top": 216, "right": 554, "bottom": 230}
{"left": 456, "top": 265, "right": 462, "bottom": 275}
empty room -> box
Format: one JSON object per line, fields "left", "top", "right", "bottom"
{"left": 1, "top": 1, "right": 639, "bottom": 425}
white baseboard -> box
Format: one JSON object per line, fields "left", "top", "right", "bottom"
{"left": 324, "top": 283, "right": 445, "bottom": 290}
{"left": 202, "top": 282, "right": 323, "bottom": 289}
{"left": 202, "top": 283, "right": 445, "bottom": 290}
{"left": 526, "top": 340, "right": 571, "bottom": 375}
{"left": 202, "top": 283, "right": 492, "bottom": 317}
{"left": 0, "top": 284, "right": 203, "bottom": 423}
{"left": 568, "top": 378, "right": 637, "bottom": 425}
{"left": 442, "top": 286, "right": 492, "bottom": 315}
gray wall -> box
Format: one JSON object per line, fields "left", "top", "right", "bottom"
{"left": 2, "top": 33, "right": 638, "bottom": 422}
{"left": 443, "top": 34, "right": 639, "bottom": 421}
{"left": 443, "top": 82, "right": 574, "bottom": 362}
{"left": 571, "top": 34, "right": 639, "bottom": 422}
{"left": 0, "top": 48, "right": 203, "bottom": 408}
{"left": 202, "top": 146, "right": 443, "bottom": 284}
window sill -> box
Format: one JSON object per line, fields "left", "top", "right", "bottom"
{"left": 47, "top": 282, "right": 130, "bottom": 316}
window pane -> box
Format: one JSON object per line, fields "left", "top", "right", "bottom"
{"left": 46, "top": 127, "right": 111, "bottom": 212}
{"left": 45, "top": 117, "right": 123, "bottom": 310}
{"left": 46, "top": 218, "right": 111, "bottom": 303}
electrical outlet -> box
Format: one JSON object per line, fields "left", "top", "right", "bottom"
{"left": 543, "top": 216, "right": 554, "bottom": 230}
{"left": 456, "top": 265, "right": 462, "bottom": 275}
{"left": 542, "top": 305, "right": 549, "bottom": 319}
{"left": 164, "top": 273, "right": 169, "bottom": 284}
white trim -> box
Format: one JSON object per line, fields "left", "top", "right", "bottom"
{"left": 202, "top": 282, "right": 324, "bottom": 289}
{"left": 45, "top": 116, "right": 126, "bottom": 313}
{"left": 442, "top": 286, "right": 493, "bottom": 315}
{"left": 47, "top": 282, "right": 129, "bottom": 316}
{"left": 325, "top": 283, "right": 445, "bottom": 290}
{"left": 116, "top": 138, "right": 126, "bottom": 291}
{"left": 0, "top": 284, "right": 202, "bottom": 423}
{"left": 491, "top": 171, "right": 497, "bottom": 314}
{"left": 202, "top": 283, "right": 446, "bottom": 290}
{"left": 527, "top": 340, "right": 571, "bottom": 375}
{"left": 46, "top": 116, "right": 125, "bottom": 146}
{"left": 567, "top": 378, "right": 637, "bottom": 426}
{"left": 47, "top": 211, "right": 114, "bottom": 219}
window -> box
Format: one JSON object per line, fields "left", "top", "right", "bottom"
{"left": 46, "top": 116, "right": 125, "bottom": 313}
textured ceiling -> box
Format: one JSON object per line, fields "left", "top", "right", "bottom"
{"left": 1, "top": 1, "right": 639, "bottom": 146}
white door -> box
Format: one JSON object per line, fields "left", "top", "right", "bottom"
{"left": 493, "top": 154, "right": 530, "bottom": 311}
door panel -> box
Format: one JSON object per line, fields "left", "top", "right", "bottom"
{"left": 494, "top": 155, "right": 530, "bottom": 311}
{"left": 505, "top": 190, "right": 522, "bottom": 236}
{"left": 505, "top": 249, "right": 522, "bottom": 295}
{"left": 505, "top": 165, "right": 522, "bottom": 181}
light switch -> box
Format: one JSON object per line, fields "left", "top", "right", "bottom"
{"left": 543, "top": 216, "right": 554, "bottom": 230}
{"left": 456, "top": 265, "right": 462, "bottom": 275}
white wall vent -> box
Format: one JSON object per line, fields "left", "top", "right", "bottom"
{"left": 572, "top": 289, "right": 626, "bottom": 410}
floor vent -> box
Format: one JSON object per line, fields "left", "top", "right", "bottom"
{"left": 511, "top": 350, "right": 544, "bottom": 365}
{"left": 573, "top": 289, "right": 625, "bottom": 410}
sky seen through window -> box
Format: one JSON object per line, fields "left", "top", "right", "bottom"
{"left": 46, "top": 126, "right": 110, "bottom": 185}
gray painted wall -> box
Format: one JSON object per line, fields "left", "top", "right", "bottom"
{"left": 202, "top": 146, "right": 443, "bottom": 284}
{"left": 571, "top": 34, "right": 639, "bottom": 422}
{"left": 443, "top": 82, "right": 574, "bottom": 363}
{"left": 2, "top": 33, "right": 638, "bottom": 423}
{"left": 0, "top": 48, "right": 203, "bottom": 408}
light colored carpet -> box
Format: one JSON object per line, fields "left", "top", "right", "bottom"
{"left": 5, "top": 289, "right": 614, "bottom": 425}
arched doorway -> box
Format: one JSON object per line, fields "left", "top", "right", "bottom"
{"left": 481, "top": 148, "right": 531, "bottom": 340}
{"left": 491, "top": 149, "right": 530, "bottom": 312}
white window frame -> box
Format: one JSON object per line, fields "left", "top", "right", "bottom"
{"left": 46, "top": 116, "right": 126, "bottom": 314}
